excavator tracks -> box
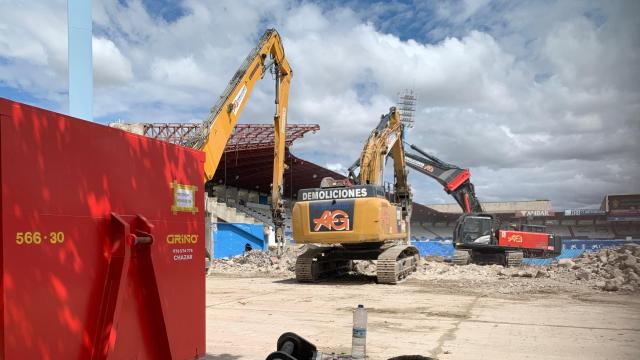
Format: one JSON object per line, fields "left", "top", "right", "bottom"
{"left": 295, "top": 245, "right": 420, "bottom": 284}
{"left": 505, "top": 250, "right": 524, "bottom": 267}
{"left": 376, "top": 245, "right": 420, "bottom": 284}
{"left": 295, "top": 247, "right": 351, "bottom": 282}
{"left": 452, "top": 249, "right": 471, "bottom": 265}
{"left": 451, "top": 248, "right": 524, "bottom": 267}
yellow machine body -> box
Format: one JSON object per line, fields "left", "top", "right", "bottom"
{"left": 292, "top": 190, "right": 407, "bottom": 245}
{"left": 291, "top": 108, "right": 418, "bottom": 284}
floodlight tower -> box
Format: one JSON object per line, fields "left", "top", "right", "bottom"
{"left": 397, "top": 89, "right": 417, "bottom": 128}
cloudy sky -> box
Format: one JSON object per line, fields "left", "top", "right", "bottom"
{"left": 1, "top": 0, "right": 638, "bottom": 209}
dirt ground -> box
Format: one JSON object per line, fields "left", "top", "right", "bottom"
{"left": 205, "top": 273, "right": 640, "bottom": 360}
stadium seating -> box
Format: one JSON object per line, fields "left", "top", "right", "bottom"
{"left": 210, "top": 186, "right": 636, "bottom": 242}
{"left": 572, "top": 225, "right": 612, "bottom": 239}
{"left": 410, "top": 223, "right": 453, "bottom": 241}
{"left": 612, "top": 223, "right": 640, "bottom": 238}
{"left": 548, "top": 225, "right": 572, "bottom": 238}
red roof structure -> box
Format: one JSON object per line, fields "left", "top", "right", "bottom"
{"left": 224, "top": 124, "right": 319, "bottom": 152}
{"left": 141, "top": 122, "right": 443, "bottom": 217}
{"left": 213, "top": 148, "right": 345, "bottom": 197}
{"left": 140, "top": 122, "right": 333, "bottom": 195}
{"left": 140, "top": 122, "right": 319, "bottom": 150}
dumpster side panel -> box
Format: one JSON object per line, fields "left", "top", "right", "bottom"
{"left": 1, "top": 98, "right": 205, "bottom": 359}
{"left": 0, "top": 113, "right": 4, "bottom": 359}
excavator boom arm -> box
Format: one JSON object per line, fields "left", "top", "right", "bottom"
{"left": 355, "top": 108, "right": 403, "bottom": 185}
{"left": 351, "top": 108, "right": 412, "bottom": 219}
{"left": 406, "top": 144, "right": 482, "bottom": 213}
{"left": 191, "top": 29, "right": 292, "bottom": 248}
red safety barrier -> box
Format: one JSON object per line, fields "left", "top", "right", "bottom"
{"left": 1, "top": 98, "right": 205, "bottom": 359}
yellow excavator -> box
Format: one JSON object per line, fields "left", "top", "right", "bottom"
{"left": 291, "top": 107, "right": 419, "bottom": 284}
{"left": 187, "top": 29, "right": 292, "bottom": 250}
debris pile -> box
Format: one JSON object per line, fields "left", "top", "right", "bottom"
{"left": 414, "top": 261, "right": 506, "bottom": 282}
{"left": 553, "top": 243, "right": 640, "bottom": 292}
{"left": 360, "top": 245, "right": 640, "bottom": 293}
{"left": 414, "top": 244, "right": 639, "bottom": 293}
{"left": 207, "top": 245, "right": 640, "bottom": 293}
{"left": 353, "top": 260, "right": 377, "bottom": 276}
{"left": 208, "top": 250, "right": 295, "bottom": 276}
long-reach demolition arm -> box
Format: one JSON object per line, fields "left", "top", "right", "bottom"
{"left": 405, "top": 143, "right": 483, "bottom": 213}
{"left": 348, "top": 107, "right": 412, "bottom": 221}
{"left": 190, "top": 29, "right": 292, "bottom": 249}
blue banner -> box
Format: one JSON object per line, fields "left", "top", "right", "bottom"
{"left": 213, "top": 223, "right": 267, "bottom": 259}
{"left": 411, "top": 240, "right": 455, "bottom": 258}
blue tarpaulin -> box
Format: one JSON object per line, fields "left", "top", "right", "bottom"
{"left": 411, "top": 240, "right": 455, "bottom": 258}
{"left": 212, "top": 223, "right": 267, "bottom": 259}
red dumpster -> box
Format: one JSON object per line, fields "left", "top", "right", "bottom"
{"left": 1, "top": 98, "right": 205, "bottom": 359}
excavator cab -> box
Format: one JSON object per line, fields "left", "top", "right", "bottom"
{"left": 454, "top": 214, "right": 496, "bottom": 246}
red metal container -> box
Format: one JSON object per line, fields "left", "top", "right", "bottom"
{"left": 1, "top": 98, "right": 205, "bottom": 359}
{"left": 498, "top": 230, "right": 550, "bottom": 251}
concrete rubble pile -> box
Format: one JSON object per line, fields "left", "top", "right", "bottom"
{"left": 552, "top": 243, "right": 640, "bottom": 292}
{"left": 207, "top": 245, "right": 640, "bottom": 292}
{"left": 208, "top": 250, "right": 296, "bottom": 275}
{"left": 358, "top": 244, "right": 640, "bottom": 292}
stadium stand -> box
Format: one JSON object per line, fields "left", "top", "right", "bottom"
{"left": 411, "top": 222, "right": 453, "bottom": 241}
{"left": 547, "top": 225, "right": 573, "bottom": 238}
{"left": 213, "top": 167, "right": 639, "bottom": 244}
{"left": 414, "top": 194, "right": 640, "bottom": 241}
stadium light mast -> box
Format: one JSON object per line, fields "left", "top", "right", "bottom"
{"left": 67, "top": 0, "right": 93, "bottom": 120}
{"left": 397, "top": 89, "right": 417, "bottom": 129}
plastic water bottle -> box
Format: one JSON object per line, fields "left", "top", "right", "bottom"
{"left": 351, "top": 304, "right": 367, "bottom": 359}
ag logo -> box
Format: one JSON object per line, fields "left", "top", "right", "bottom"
{"left": 313, "top": 210, "right": 350, "bottom": 231}
{"left": 507, "top": 234, "right": 523, "bottom": 243}
{"left": 423, "top": 165, "right": 434, "bottom": 173}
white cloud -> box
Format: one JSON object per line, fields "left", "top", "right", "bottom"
{"left": 93, "top": 37, "right": 133, "bottom": 85}
{"left": 325, "top": 162, "right": 347, "bottom": 174}
{"left": 150, "top": 56, "right": 209, "bottom": 89}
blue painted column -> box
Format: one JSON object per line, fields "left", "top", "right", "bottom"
{"left": 67, "top": 0, "right": 92, "bottom": 120}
